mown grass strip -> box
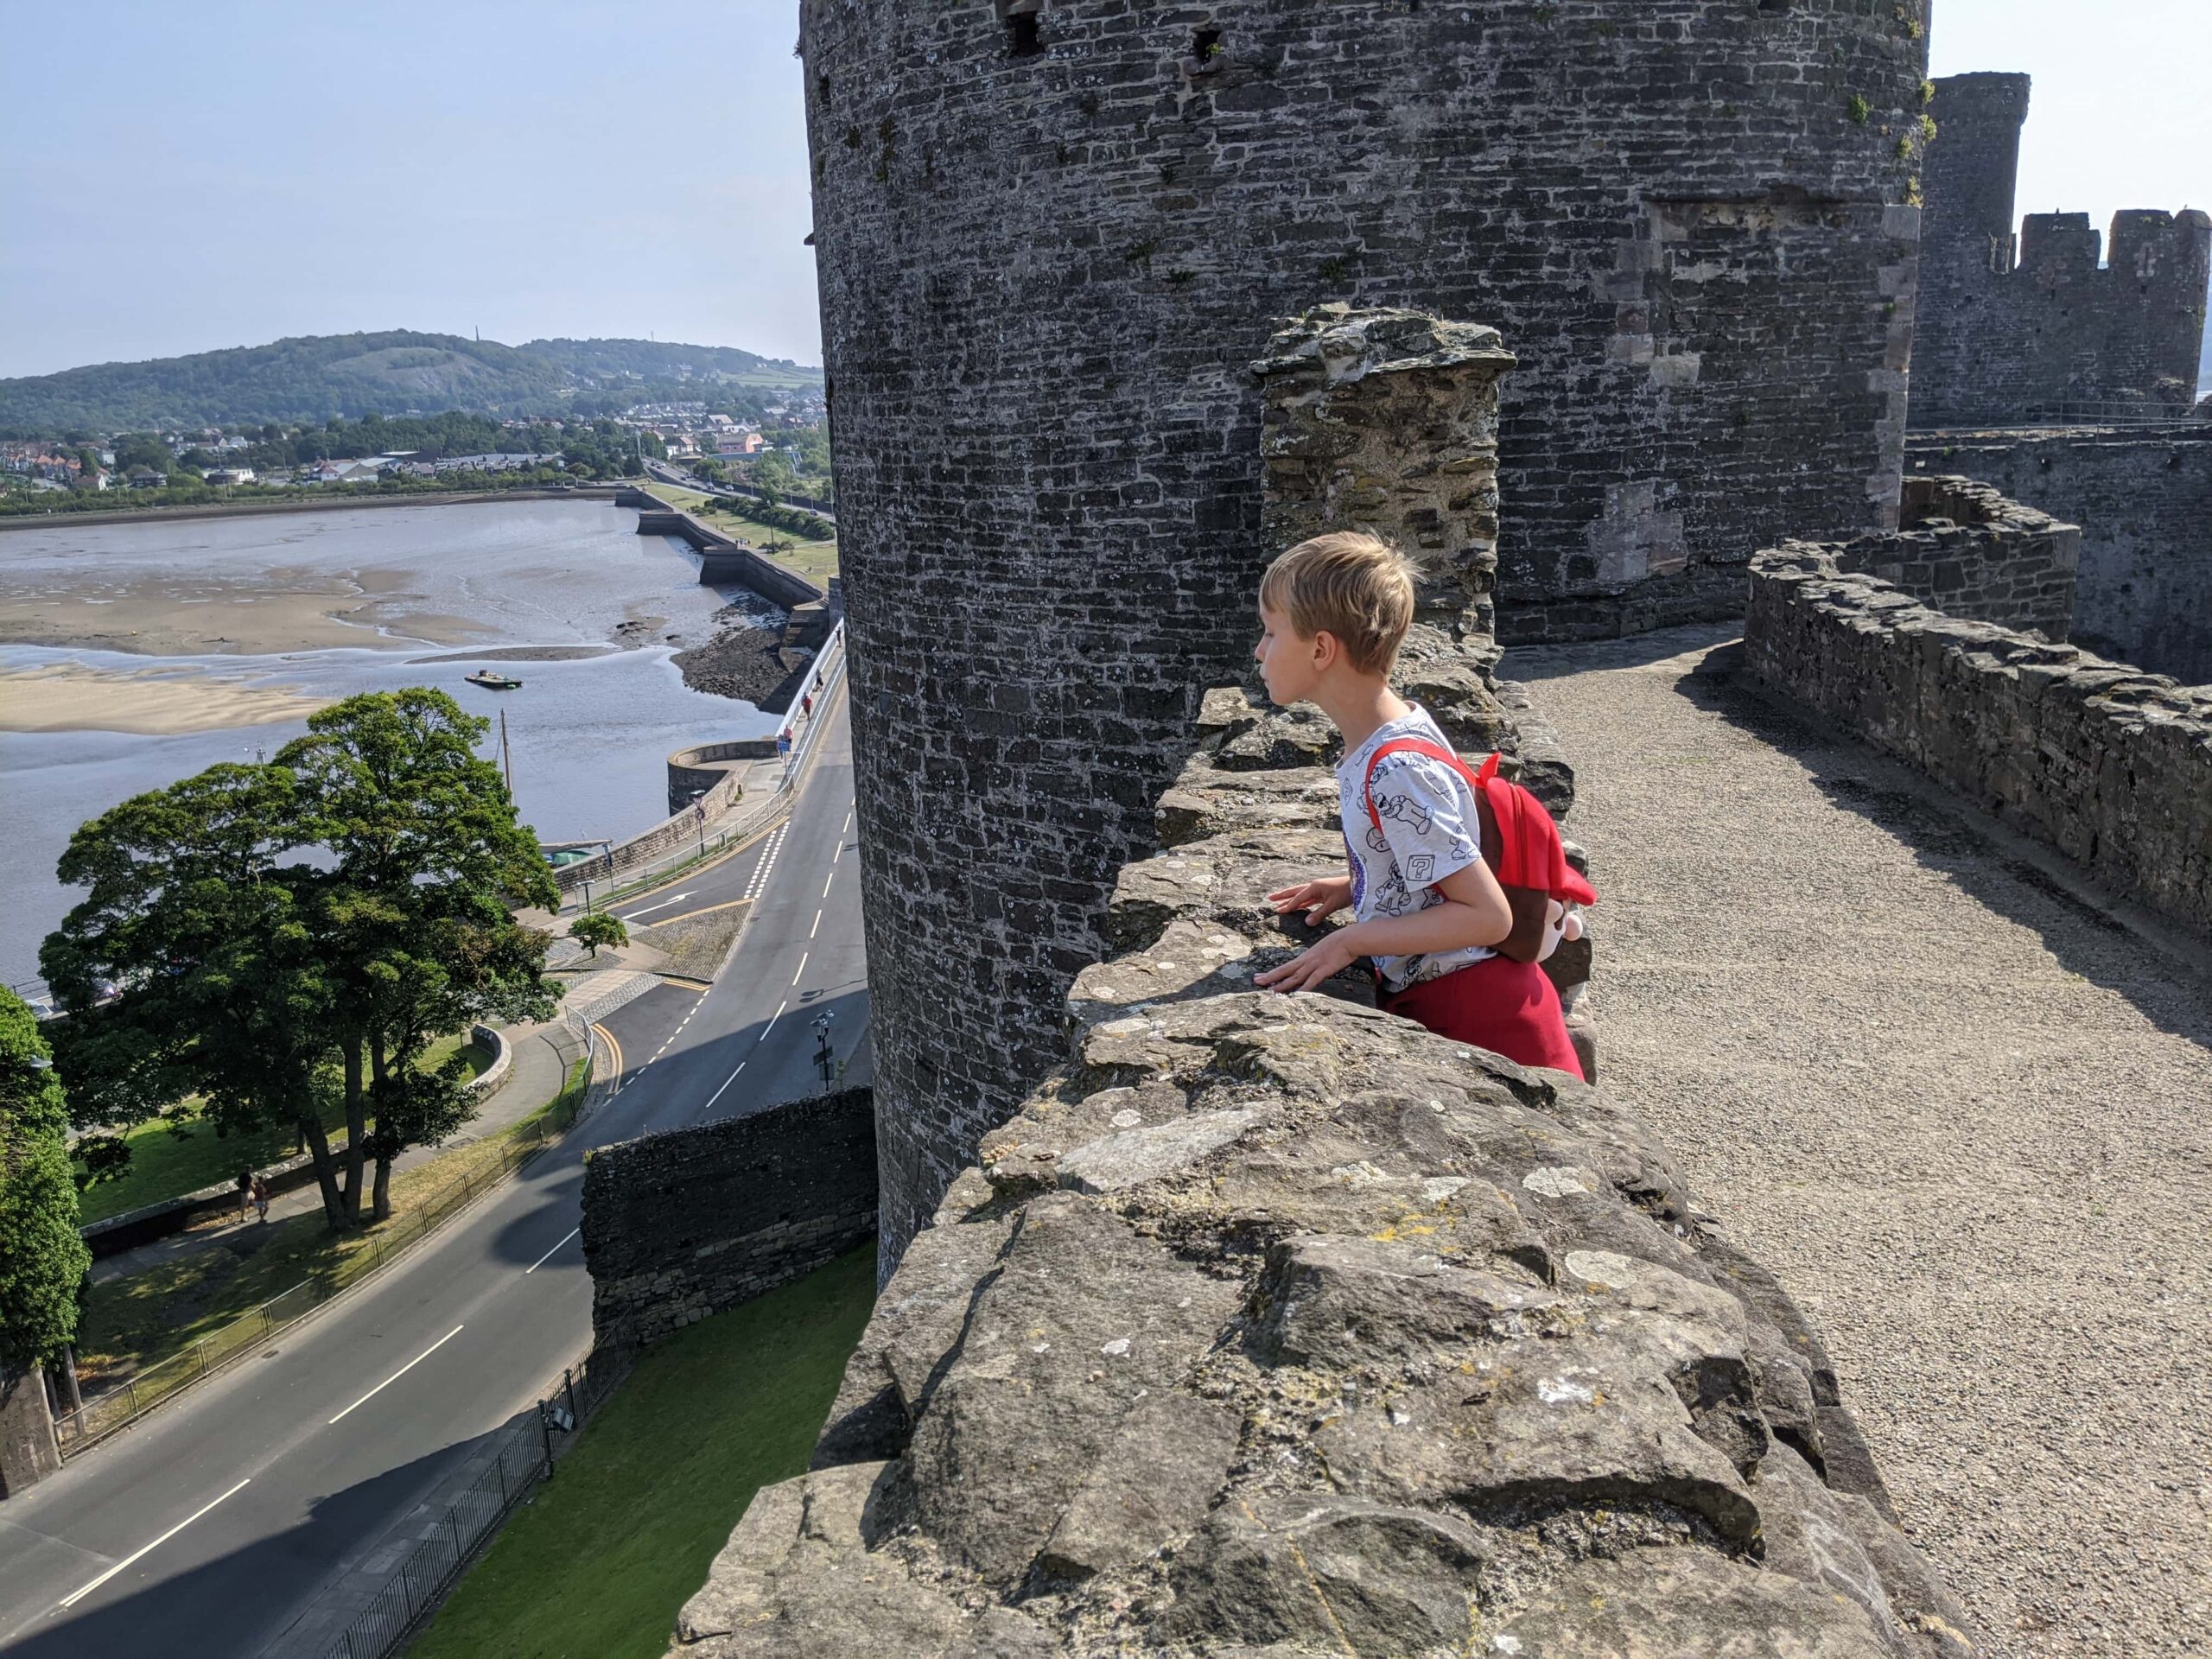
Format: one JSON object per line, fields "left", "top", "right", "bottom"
{"left": 73, "top": 1052, "right": 586, "bottom": 1400}
{"left": 72, "top": 1033, "right": 488, "bottom": 1224}
{"left": 408, "top": 1245, "right": 877, "bottom": 1659}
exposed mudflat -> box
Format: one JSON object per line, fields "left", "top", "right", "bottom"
{"left": 671, "top": 605, "right": 807, "bottom": 711}
{"left": 1510, "top": 621, "right": 2212, "bottom": 1657}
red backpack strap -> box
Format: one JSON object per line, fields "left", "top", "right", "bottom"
{"left": 1361, "top": 738, "right": 1492, "bottom": 836}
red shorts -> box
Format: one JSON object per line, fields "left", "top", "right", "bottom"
{"left": 1376, "top": 954, "right": 1585, "bottom": 1080}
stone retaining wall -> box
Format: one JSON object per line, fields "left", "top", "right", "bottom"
{"left": 664, "top": 699, "right": 1969, "bottom": 1658}
{"left": 582, "top": 1088, "right": 875, "bottom": 1349}
{"left": 1908, "top": 425, "right": 2212, "bottom": 684}
{"left": 1746, "top": 547, "right": 2212, "bottom": 939}
{"left": 1813, "top": 474, "right": 2079, "bottom": 639}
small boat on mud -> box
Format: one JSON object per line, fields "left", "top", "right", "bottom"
{"left": 465, "top": 670, "right": 523, "bottom": 690}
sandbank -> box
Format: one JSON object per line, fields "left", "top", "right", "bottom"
{"left": 0, "top": 563, "right": 486, "bottom": 658}
{"left": 0, "top": 662, "right": 329, "bottom": 735}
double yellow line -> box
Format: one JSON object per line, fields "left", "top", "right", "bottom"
{"left": 592, "top": 1021, "right": 626, "bottom": 1093}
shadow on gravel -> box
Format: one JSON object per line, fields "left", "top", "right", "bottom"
{"left": 1675, "top": 642, "right": 2212, "bottom": 1053}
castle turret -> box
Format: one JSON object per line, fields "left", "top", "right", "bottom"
{"left": 803, "top": 0, "right": 1931, "bottom": 1262}
{"left": 1914, "top": 73, "right": 2212, "bottom": 424}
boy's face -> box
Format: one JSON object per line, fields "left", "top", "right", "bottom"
{"left": 1254, "top": 601, "right": 1323, "bottom": 706}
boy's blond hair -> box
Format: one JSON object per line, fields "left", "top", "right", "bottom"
{"left": 1259, "top": 531, "right": 1415, "bottom": 676}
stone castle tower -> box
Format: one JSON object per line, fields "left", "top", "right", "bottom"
{"left": 799, "top": 0, "right": 1930, "bottom": 1261}
{"left": 1913, "top": 72, "right": 2212, "bottom": 425}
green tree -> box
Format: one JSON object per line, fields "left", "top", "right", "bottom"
{"left": 0, "top": 988, "right": 88, "bottom": 1376}
{"left": 111, "top": 432, "right": 173, "bottom": 474}
{"left": 569, "top": 912, "right": 628, "bottom": 958}
{"left": 750, "top": 450, "right": 795, "bottom": 506}
{"left": 41, "top": 766, "right": 353, "bottom": 1226}
{"left": 277, "top": 690, "right": 561, "bottom": 1220}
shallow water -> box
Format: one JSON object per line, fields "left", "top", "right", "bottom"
{"left": 0, "top": 499, "right": 779, "bottom": 990}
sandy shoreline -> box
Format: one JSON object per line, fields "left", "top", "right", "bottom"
{"left": 0, "top": 486, "right": 618, "bottom": 535}
{"left": 0, "top": 661, "right": 328, "bottom": 735}
{"left": 0, "top": 562, "right": 487, "bottom": 658}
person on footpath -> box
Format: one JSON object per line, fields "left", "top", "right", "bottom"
{"left": 234, "top": 1165, "right": 253, "bottom": 1223}
{"left": 1250, "top": 531, "right": 1589, "bottom": 1078}
{"left": 251, "top": 1173, "right": 271, "bottom": 1224}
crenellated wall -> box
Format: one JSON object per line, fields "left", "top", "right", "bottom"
{"left": 1745, "top": 548, "right": 2212, "bottom": 940}
{"left": 1908, "top": 425, "right": 2212, "bottom": 684}
{"left": 1815, "top": 473, "right": 2080, "bottom": 638}
{"left": 663, "top": 692, "right": 1973, "bottom": 1659}
{"left": 1913, "top": 73, "right": 2211, "bottom": 426}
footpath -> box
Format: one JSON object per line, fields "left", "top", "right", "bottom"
{"left": 1512, "top": 622, "right": 2212, "bottom": 1659}
{"left": 88, "top": 1018, "right": 584, "bottom": 1287}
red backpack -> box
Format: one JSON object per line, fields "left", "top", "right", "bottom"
{"left": 1361, "top": 738, "right": 1596, "bottom": 959}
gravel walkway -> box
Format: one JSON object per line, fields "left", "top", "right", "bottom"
{"left": 1508, "top": 622, "right": 2212, "bottom": 1659}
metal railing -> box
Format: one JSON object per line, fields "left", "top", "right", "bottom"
{"left": 567, "top": 623, "right": 847, "bottom": 915}
{"left": 54, "top": 1027, "right": 599, "bottom": 1458}
{"left": 1913, "top": 399, "right": 2202, "bottom": 431}
{"left": 316, "top": 1334, "right": 634, "bottom": 1659}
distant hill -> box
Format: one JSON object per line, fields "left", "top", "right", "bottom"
{"left": 0, "top": 332, "right": 823, "bottom": 433}
{"left": 518, "top": 337, "right": 818, "bottom": 390}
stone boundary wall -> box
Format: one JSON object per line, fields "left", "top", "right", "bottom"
{"left": 1813, "top": 473, "right": 2080, "bottom": 638}
{"left": 582, "top": 1088, "right": 875, "bottom": 1349}
{"left": 1908, "top": 425, "right": 2212, "bottom": 685}
{"left": 664, "top": 696, "right": 1970, "bottom": 1658}
{"left": 665, "top": 737, "right": 778, "bottom": 819}
{"left": 1746, "top": 548, "right": 2212, "bottom": 940}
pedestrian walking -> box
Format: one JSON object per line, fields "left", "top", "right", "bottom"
{"left": 251, "top": 1173, "right": 271, "bottom": 1224}
{"left": 234, "top": 1166, "right": 253, "bottom": 1222}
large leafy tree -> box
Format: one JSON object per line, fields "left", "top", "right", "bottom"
{"left": 277, "top": 690, "right": 560, "bottom": 1221}
{"left": 41, "top": 766, "right": 353, "bottom": 1225}
{"left": 0, "top": 988, "right": 88, "bottom": 1377}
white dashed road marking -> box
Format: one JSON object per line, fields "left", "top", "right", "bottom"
{"left": 59, "top": 1479, "right": 253, "bottom": 1610}
{"left": 525, "top": 1227, "right": 580, "bottom": 1274}
{"left": 329, "top": 1325, "right": 466, "bottom": 1425}
{"left": 810, "top": 908, "right": 823, "bottom": 938}
{"left": 791, "top": 952, "right": 808, "bottom": 987}
{"left": 700, "top": 1059, "right": 747, "bottom": 1116}
{"left": 742, "top": 825, "right": 790, "bottom": 903}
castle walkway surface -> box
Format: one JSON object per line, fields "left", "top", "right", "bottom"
{"left": 1511, "top": 622, "right": 2212, "bottom": 1659}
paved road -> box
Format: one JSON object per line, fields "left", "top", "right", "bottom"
{"left": 0, "top": 699, "right": 867, "bottom": 1658}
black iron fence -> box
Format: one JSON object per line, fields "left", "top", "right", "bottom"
{"left": 317, "top": 1335, "right": 634, "bottom": 1659}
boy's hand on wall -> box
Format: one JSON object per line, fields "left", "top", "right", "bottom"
{"left": 1255, "top": 929, "right": 1359, "bottom": 994}
{"left": 1267, "top": 874, "right": 1354, "bottom": 927}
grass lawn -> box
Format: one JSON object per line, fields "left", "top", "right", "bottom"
{"left": 72, "top": 1033, "right": 490, "bottom": 1225}
{"left": 73, "top": 1049, "right": 579, "bottom": 1395}
{"left": 410, "top": 1245, "right": 877, "bottom": 1659}
{"left": 643, "top": 481, "right": 838, "bottom": 583}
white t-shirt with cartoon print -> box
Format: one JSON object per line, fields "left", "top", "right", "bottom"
{"left": 1335, "top": 704, "right": 1491, "bottom": 994}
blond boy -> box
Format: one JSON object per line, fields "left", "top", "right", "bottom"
{"left": 1251, "top": 531, "right": 1585, "bottom": 1077}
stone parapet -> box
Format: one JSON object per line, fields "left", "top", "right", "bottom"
{"left": 582, "top": 1088, "right": 875, "bottom": 1349}
{"left": 664, "top": 701, "right": 1968, "bottom": 1659}
{"left": 1746, "top": 549, "right": 2212, "bottom": 939}
{"left": 1907, "top": 425, "right": 2212, "bottom": 684}
{"left": 1812, "top": 473, "right": 2080, "bottom": 639}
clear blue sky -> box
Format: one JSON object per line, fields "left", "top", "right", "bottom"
{"left": 0, "top": 1, "right": 2203, "bottom": 382}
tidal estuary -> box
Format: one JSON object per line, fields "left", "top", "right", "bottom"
{"left": 0, "top": 499, "right": 782, "bottom": 989}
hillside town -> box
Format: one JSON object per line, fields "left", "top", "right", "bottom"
{"left": 0, "top": 389, "right": 829, "bottom": 508}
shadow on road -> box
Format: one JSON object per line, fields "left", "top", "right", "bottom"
{"left": 3, "top": 1420, "right": 525, "bottom": 1659}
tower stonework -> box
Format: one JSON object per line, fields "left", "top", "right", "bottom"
{"left": 802, "top": 0, "right": 1929, "bottom": 1262}
{"left": 1915, "top": 73, "right": 2212, "bottom": 425}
